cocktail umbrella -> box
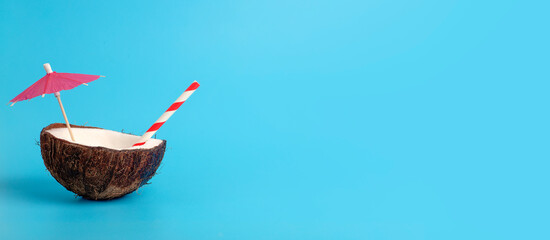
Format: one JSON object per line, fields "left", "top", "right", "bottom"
{"left": 9, "top": 63, "right": 103, "bottom": 141}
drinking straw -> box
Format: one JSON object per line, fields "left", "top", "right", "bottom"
{"left": 132, "top": 81, "right": 200, "bottom": 147}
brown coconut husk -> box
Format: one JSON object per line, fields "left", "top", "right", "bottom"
{"left": 40, "top": 123, "right": 166, "bottom": 200}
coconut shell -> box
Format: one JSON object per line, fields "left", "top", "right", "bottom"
{"left": 40, "top": 123, "right": 166, "bottom": 200}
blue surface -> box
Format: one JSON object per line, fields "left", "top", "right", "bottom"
{"left": 1, "top": 0, "right": 549, "bottom": 239}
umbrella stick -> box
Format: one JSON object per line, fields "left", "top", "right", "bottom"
{"left": 54, "top": 92, "right": 75, "bottom": 141}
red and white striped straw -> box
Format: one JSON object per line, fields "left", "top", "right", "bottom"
{"left": 132, "top": 81, "right": 200, "bottom": 147}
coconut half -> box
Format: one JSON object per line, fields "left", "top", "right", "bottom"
{"left": 40, "top": 123, "right": 166, "bottom": 200}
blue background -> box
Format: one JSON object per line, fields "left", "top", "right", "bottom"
{"left": 1, "top": 0, "right": 548, "bottom": 239}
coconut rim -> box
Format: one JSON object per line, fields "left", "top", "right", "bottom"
{"left": 41, "top": 123, "right": 166, "bottom": 152}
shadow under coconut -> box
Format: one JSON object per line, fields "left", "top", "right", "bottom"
{"left": 73, "top": 191, "right": 141, "bottom": 204}
{"left": 0, "top": 175, "right": 148, "bottom": 204}
{"left": 1, "top": 176, "right": 150, "bottom": 204}
{"left": 0, "top": 175, "right": 76, "bottom": 203}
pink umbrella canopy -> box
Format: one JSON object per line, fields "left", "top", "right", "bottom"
{"left": 9, "top": 63, "right": 103, "bottom": 141}
{"left": 9, "top": 65, "right": 101, "bottom": 104}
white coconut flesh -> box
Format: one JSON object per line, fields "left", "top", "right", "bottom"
{"left": 46, "top": 127, "right": 163, "bottom": 150}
